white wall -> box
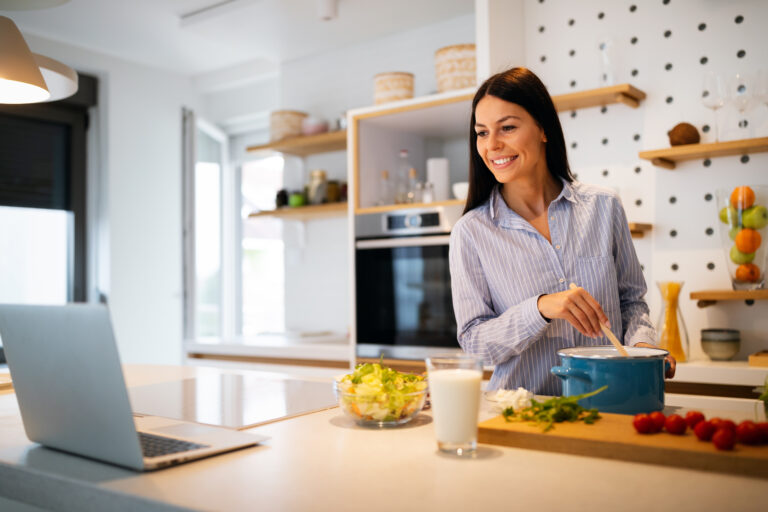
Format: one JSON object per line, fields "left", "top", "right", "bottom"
{"left": 24, "top": 34, "right": 200, "bottom": 364}
{"left": 523, "top": 0, "right": 768, "bottom": 361}
{"left": 255, "top": 14, "right": 476, "bottom": 334}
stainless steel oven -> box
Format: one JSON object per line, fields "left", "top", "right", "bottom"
{"left": 354, "top": 205, "right": 464, "bottom": 359}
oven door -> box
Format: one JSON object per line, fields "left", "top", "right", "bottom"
{"left": 355, "top": 235, "right": 459, "bottom": 357}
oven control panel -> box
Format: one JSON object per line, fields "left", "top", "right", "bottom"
{"left": 355, "top": 204, "right": 464, "bottom": 239}
{"left": 386, "top": 212, "right": 440, "bottom": 231}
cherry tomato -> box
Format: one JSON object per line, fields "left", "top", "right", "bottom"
{"left": 712, "top": 428, "right": 736, "bottom": 451}
{"left": 735, "top": 420, "right": 762, "bottom": 445}
{"left": 757, "top": 422, "right": 768, "bottom": 444}
{"left": 633, "top": 413, "right": 653, "bottom": 434}
{"left": 648, "top": 411, "right": 666, "bottom": 433}
{"left": 684, "top": 410, "right": 705, "bottom": 429}
{"left": 694, "top": 420, "right": 716, "bottom": 441}
{"left": 710, "top": 418, "right": 736, "bottom": 432}
{"left": 664, "top": 414, "right": 687, "bottom": 435}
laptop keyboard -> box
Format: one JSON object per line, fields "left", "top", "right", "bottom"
{"left": 139, "top": 432, "right": 209, "bottom": 458}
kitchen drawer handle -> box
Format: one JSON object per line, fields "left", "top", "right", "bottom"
{"left": 355, "top": 235, "right": 450, "bottom": 249}
{"left": 550, "top": 366, "right": 592, "bottom": 382}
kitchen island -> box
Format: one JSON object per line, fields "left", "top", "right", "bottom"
{"left": 0, "top": 364, "right": 765, "bottom": 512}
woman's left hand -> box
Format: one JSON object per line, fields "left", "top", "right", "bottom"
{"left": 635, "top": 342, "right": 676, "bottom": 378}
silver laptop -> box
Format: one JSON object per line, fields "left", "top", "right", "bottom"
{"left": 0, "top": 303, "right": 267, "bottom": 471}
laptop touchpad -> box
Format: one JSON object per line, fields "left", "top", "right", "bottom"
{"left": 151, "top": 423, "right": 224, "bottom": 438}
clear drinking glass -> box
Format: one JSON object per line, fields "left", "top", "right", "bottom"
{"left": 729, "top": 72, "right": 756, "bottom": 138}
{"left": 716, "top": 186, "right": 768, "bottom": 290}
{"left": 701, "top": 71, "right": 726, "bottom": 142}
{"left": 425, "top": 355, "right": 483, "bottom": 457}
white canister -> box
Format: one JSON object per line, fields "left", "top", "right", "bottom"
{"left": 373, "top": 72, "right": 414, "bottom": 105}
{"left": 426, "top": 158, "right": 450, "bottom": 201}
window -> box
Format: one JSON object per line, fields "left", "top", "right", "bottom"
{"left": 184, "top": 115, "right": 232, "bottom": 340}
{"left": 183, "top": 115, "right": 287, "bottom": 341}
{"left": 240, "top": 157, "right": 285, "bottom": 335}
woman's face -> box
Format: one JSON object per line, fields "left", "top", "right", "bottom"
{"left": 474, "top": 95, "right": 548, "bottom": 184}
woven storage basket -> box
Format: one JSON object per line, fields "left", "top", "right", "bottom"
{"left": 270, "top": 110, "right": 308, "bottom": 141}
{"left": 373, "top": 72, "right": 414, "bottom": 105}
{"left": 435, "top": 44, "right": 476, "bottom": 93}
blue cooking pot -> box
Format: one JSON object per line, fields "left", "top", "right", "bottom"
{"left": 551, "top": 346, "right": 669, "bottom": 415}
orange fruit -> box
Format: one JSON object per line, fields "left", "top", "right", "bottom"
{"left": 735, "top": 263, "right": 760, "bottom": 282}
{"left": 734, "top": 228, "right": 762, "bottom": 254}
{"left": 730, "top": 186, "right": 756, "bottom": 210}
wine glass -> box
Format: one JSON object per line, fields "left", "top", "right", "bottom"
{"left": 701, "top": 71, "right": 726, "bottom": 142}
{"left": 757, "top": 69, "right": 768, "bottom": 107}
{"left": 729, "top": 72, "right": 756, "bottom": 138}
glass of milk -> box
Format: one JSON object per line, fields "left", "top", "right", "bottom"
{"left": 425, "top": 355, "right": 483, "bottom": 456}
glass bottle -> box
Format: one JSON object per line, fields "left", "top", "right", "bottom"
{"left": 377, "top": 170, "right": 392, "bottom": 206}
{"left": 394, "top": 149, "right": 412, "bottom": 204}
{"left": 656, "top": 281, "right": 689, "bottom": 362}
{"left": 405, "top": 168, "right": 420, "bottom": 203}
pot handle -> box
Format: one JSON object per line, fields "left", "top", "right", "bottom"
{"left": 551, "top": 366, "right": 592, "bottom": 382}
{"left": 664, "top": 360, "right": 671, "bottom": 379}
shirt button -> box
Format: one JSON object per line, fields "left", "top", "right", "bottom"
{"left": 555, "top": 244, "right": 561, "bottom": 250}
{"left": 550, "top": 216, "right": 555, "bottom": 221}
{"left": 559, "top": 278, "right": 565, "bottom": 283}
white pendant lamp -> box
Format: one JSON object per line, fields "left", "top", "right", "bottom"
{"left": 34, "top": 53, "right": 78, "bottom": 102}
{"left": 0, "top": 15, "right": 50, "bottom": 103}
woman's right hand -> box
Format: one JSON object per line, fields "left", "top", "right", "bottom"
{"left": 537, "top": 286, "right": 609, "bottom": 338}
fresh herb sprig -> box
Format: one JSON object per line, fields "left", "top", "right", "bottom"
{"left": 502, "top": 386, "right": 608, "bottom": 432}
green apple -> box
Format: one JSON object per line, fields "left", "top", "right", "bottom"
{"left": 742, "top": 205, "right": 768, "bottom": 229}
{"left": 730, "top": 226, "right": 741, "bottom": 240}
{"left": 730, "top": 245, "right": 755, "bottom": 264}
{"left": 719, "top": 206, "right": 739, "bottom": 226}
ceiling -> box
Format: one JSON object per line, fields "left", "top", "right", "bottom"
{"left": 1, "top": 0, "right": 475, "bottom": 79}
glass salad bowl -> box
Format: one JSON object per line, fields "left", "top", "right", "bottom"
{"left": 333, "top": 363, "right": 428, "bottom": 427}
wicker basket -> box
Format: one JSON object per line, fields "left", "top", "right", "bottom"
{"left": 270, "top": 110, "right": 308, "bottom": 141}
{"left": 373, "top": 72, "right": 414, "bottom": 105}
{"left": 435, "top": 44, "right": 476, "bottom": 93}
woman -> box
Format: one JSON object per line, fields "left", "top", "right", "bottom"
{"left": 449, "top": 67, "right": 675, "bottom": 394}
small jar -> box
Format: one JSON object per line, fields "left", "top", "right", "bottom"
{"left": 326, "top": 180, "right": 341, "bottom": 202}
{"left": 308, "top": 169, "right": 328, "bottom": 205}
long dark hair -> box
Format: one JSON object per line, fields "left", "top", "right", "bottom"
{"left": 463, "top": 67, "right": 573, "bottom": 214}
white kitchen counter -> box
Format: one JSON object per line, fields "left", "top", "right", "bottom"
{"left": 674, "top": 360, "right": 767, "bottom": 387}
{"left": 185, "top": 333, "right": 352, "bottom": 363}
{"left": 0, "top": 364, "right": 766, "bottom": 511}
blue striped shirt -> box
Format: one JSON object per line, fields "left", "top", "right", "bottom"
{"left": 449, "top": 180, "right": 656, "bottom": 395}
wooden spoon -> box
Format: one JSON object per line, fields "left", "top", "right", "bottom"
{"left": 569, "top": 283, "right": 629, "bottom": 357}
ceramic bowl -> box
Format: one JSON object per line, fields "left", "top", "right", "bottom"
{"left": 701, "top": 328, "right": 740, "bottom": 361}
{"left": 452, "top": 182, "right": 469, "bottom": 200}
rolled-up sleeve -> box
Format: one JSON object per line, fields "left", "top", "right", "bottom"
{"left": 611, "top": 197, "right": 657, "bottom": 346}
{"left": 449, "top": 221, "right": 549, "bottom": 365}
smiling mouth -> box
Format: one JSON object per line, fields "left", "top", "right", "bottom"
{"left": 491, "top": 155, "right": 518, "bottom": 166}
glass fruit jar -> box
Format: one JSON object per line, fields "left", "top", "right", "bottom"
{"left": 657, "top": 281, "right": 689, "bottom": 362}
{"left": 716, "top": 185, "right": 768, "bottom": 290}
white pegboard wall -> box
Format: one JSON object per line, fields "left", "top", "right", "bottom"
{"left": 524, "top": 0, "right": 768, "bottom": 361}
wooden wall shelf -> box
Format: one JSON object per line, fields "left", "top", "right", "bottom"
{"left": 629, "top": 223, "right": 652, "bottom": 238}
{"left": 552, "top": 83, "right": 646, "bottom": 111}
{"left": 248, "top": 202, "right": 347, "bottom": 220}
{"left": 246, "top": 130, "right": 347, "bottom": 157}
{"left": 690, "top": 289, "right": 768, "bottom": 308}
{"left": 355, "top": 199, "right": 464, "bottom": 215}
{"left": 638, "top": 137, "right": 768, "bottom": 169}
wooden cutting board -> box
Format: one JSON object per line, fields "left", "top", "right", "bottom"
{"left": 478, "top": 413, "right": 768, "bottom": 479}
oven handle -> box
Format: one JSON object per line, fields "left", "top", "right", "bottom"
{"left": 355, "top": 235, "right": 451, "bottom": 249}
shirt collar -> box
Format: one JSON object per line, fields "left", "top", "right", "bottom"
{"left": 490, "top": 179, "right": 577, "bottom": 229}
